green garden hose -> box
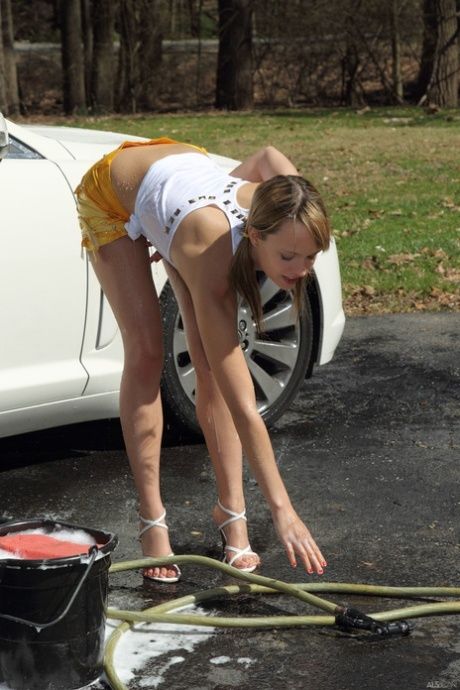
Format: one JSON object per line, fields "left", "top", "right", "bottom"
{"left": 106, "top": 555, "right": 460, "bottom": 690}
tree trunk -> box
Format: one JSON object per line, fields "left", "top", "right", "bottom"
{"left": 1, "top": 0, "right": 19, "bottom": 114}
{"left": 116, "top": 0, "right": 162, "bottom": 113}
{"left": 341, "top": 40, "right": 362, "bottom": 106}
{"left": 341, "top": 1, "right": 365, "bottom": 106}
{"left": 0, "top": 2, "right": 7, "bottom": 114}
{"left": 91, "top": 0, "right": 115, "bottom": 111}
{"left": 116, "top": 0, "right": 136, "bottom": 112}
{"left": 137, "top": 0, "right": 163, "bottom": 111}
{"left": 389, "top": 0, "right": 404, "bottom": 103}
{"left": 418, "top": 0, "right": 459, "bottom": 106}
{"left": 417, "top": 0, "right": 438, "bottom": 97}
{"left": 216, "top": 0, "right": 254, "bottom": 110}
{"left": 60, "top": 0, "right": 86, "bottom": 114}
{"left": 187, "top": 0, "right": 201, "bottom": 37}
{"left": 81, "top": 0, "right": 93, "bottom": 106}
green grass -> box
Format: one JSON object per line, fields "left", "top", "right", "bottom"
{"left": 46, "top": 106, "right": 460, "bottom": 314}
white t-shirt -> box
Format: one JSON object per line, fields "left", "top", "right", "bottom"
{"left": 125, "top": 152, "right": 249, "bottom": 265}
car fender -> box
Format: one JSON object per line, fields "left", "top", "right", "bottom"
{"left": 311, "top": 237, "right": 345, "bottom": 366}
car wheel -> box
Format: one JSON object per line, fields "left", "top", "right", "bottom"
{"left": 160, "top": 276, "right": 314, "bottom": 438}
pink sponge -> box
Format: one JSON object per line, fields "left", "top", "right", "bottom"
{"left": 0, "top": 533, "right": 99, "bottom": 559}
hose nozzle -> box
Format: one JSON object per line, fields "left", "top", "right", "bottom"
{"left": 335, "top": 606, "right": 411, "bottom": 637}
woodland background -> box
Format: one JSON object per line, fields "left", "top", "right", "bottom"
{"left": 0, "top": 0, "right": 459, "bottom": 116}
{"left": 1, "top": 1, "right": 459, "bottom": 314}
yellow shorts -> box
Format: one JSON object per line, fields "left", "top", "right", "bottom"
{"left": 75, "top": 137, "right": 207, "bottom": 252}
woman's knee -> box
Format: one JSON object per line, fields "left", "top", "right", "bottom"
{"left": 123, "top": 340, "right": 164, "bottom": 382}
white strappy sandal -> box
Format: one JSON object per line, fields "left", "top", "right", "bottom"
{"left": 216, "top": 500, "right": 260, "bottom": 573}
{"left": 139, "top": 511, "right": 181, "bottom": 583}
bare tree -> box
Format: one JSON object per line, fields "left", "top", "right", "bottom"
{"left": 216, "top": 0, "right": 254, "bottom": 109}
{"left": 390, "top": 0, "right": 404, "bottom": 102}
{"left": 1, "top": 0, "right": 19, "bottom": 114}
{"left": 60, "top": 0, "right": 86, "bottom": 113}
{"left": 116, "top": 0, "right": 163, "bottom": 112}
{"left": 91, "top": 0, "right": 115, "bottom": 111}
{"left": 0, "top": 2, "right": 6, "bottom": 113}
{"left": 187, "top": 0, "right": 205, "bottom": 105}
{"left": 187, "top": 0, "right": 202, "bottom": 36}
{"left": 340, "top": 0, "right": 366, "bottom": 106}
{"left": 417, "top": 0, "right": 459, "bottom": 106}
{"left": 252, "top": 0, "right": 423, "bottom": 108}
{"left": 81, "top": 0, "right": 93, "bottom": 106}
{"left": 137, "top": 1, "right": 163, "bottom": 110}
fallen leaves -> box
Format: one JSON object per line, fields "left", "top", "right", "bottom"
{"left": 361, "top": 256, "right": 380, "bottom": 270}
{"left": 441, "top": 197, "right": 460, "bottom": 212}
{"left": 429, "top": 287, "right": 460, "bottom": 306}
{"left": 344, "top": 287, "right": 460, "bottom": 315}
{"left": 387, "top": 252, "right": 419, "bottom": 265}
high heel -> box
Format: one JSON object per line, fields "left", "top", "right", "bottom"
{"left": 216, "top": 499, "right": 259, "bottom": 573}
{"left": 139, "top": 512, "right": 181, "bottom": 583}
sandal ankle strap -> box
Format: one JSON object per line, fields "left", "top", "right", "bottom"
{"left": 217, "top": 499, "right": 247, "bottom": 531}
{"left": 139, "top": 511, "right": 169, "bottom": 538}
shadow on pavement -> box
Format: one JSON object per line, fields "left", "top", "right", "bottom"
{"left": 0, "top": 419, "right": 202, "bottom": 472}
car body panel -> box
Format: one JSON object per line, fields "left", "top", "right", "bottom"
{"left": 313, "top": 239, "right": 345, "bottom": 365}
{"left": 0, "top": 159, "right": 87, "bottom": 411}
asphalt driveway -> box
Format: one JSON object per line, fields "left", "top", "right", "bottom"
{"left": 1, "top": 312, "right": 459, "bottom": 690}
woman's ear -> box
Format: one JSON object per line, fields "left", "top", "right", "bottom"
{"left": 247, "top": 226, "right": 260, "bottom": 247}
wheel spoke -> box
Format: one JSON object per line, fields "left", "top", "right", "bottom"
{"left": 261, "top": 302, "right": 297, "bottom": 331}
{"left": 252, "top": 339, "right": 298, "bottom": 369}
{"left": 259, "top": 278, "right": 280, "bottom": 308}
{"left": 173, "top": 328, "right": 188, "bottom": 354}
{"left": 247, "top": 357, "right": 284, "bottom": 404}
{"left": 178, "top": 362, "right": 196, "bottom": 398}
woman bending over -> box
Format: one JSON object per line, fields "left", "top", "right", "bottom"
{"left": 76, "top": 137, "right": 330, "bottom": 581}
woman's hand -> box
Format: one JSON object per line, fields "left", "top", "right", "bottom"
{"left": 272, "top": 507, "right": 327, "bottom": 575}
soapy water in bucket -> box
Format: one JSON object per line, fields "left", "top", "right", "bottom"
{"left": 0, "top": 527, "right": 100, "bottom": 560}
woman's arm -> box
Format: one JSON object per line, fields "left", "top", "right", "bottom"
{"left": 194, "top": 287, "right": 325, "bottom": 574}
{"left": 230, "top": 145, "right": 299, "bottom": 181}
{"left": 178, "top": 229, "right": 326, "bottom": 574}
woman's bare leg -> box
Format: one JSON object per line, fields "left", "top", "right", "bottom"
{"left": 165, "top": 264, "right": 260, "bottom": 569}
{"left": 89, "top": 237, "right": 176, "bottom": 579}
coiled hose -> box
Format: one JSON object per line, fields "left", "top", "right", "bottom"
{"left": 106, "top": 555, "right": 460, "bottom": 690}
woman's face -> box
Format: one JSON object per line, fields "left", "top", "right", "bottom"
{"left": 249, "top": 218, "right": 321, "bottom": 290}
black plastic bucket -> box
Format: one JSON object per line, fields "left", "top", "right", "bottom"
{"left": 0, "top": 518, "right": 118, "bottom": 690}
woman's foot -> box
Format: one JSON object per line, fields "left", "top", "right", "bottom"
{"left": 139, "top": 512, "right": 181, "bottom": 582}
{"left": 213, "top": 501, "right": 260, "bottom": 572}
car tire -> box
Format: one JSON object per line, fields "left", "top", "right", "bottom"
{"left": 160, "top": 279, "right": 314, "bottom": 439}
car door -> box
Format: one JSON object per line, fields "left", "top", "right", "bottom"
{"left": 0, "top": 136, "right": 88, "bottom": 419}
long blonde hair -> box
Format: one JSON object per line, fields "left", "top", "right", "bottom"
{"left": 229, "top": 175, "right": 331, "bottom": 332}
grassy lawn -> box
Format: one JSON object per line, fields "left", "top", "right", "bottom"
{"left": 46, "top": 106, "right": 460, "bottom": 315}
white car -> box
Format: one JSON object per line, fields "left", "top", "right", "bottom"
{"left": 0, "top": 114, "right": 345, "bottom": 439}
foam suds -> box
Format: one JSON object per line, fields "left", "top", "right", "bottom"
{"left": 17, "top": 527, "right": 98, "bottom": 545}
{"left": 108, "top": 605, "right": 216, "bottom": 688}
{"left": 210, "top": 655, "right": 255, "bottom": 667}
{"left": 0, "top": 548, "right": 16, "bottom": 559}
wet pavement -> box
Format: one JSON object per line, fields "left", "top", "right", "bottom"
{"left": 1, "top": 313, "right": 459, "bottom": 690}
